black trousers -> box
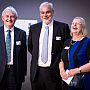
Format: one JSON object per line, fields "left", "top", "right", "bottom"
{"left": 0, "top": 66, "right": 22, "bottom": 90}
{"left": 31, "top": 66, "right": 61, "bottom": 90}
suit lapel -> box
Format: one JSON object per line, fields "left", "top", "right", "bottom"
{"left": 13, "top": 27, "right": 19, "bottom": 62}
{"left": 0, "top": 26, "right": 7, "bottom": 64}
{"left": 52, "top": 21, "right": 58, "bottom": 52}
{"left": 14, "top": 27, "right": 17, "bottom": 46}
{"left": 14, "top": 27, "right": 21, "bottom": 47}
{"left": 0, "top": 27, "right": 6, "bottom": 49}
{"left": 53, "top": 21, "right": 58, "bottom": 41}
{"left": 36, "top": 23, "right": 42, "bottom": 38}
{"left": 36, "top": 23, "right": 42, "bottom": 52}
{"left": 0, "top": 27, "right": 6, "bottom": 53}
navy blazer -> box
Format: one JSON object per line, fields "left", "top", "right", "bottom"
{"left": 28, "top": 20, "right": 71, "bottom": 82}
{"left": 0, "top": 26, "right": 27, "bottom": 83}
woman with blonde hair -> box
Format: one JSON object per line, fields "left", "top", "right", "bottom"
{"left": 59, "top": 17, "right": 90, "bottom": 90}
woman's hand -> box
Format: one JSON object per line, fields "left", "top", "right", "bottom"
{"left": 59, "top": 59, "right": 68, "bottom": 80}
{"left": 68, "top": 68, "right": 79, "bottom": 77}
{"left": 60, "top": 70, "right": 68, "bottom": 80}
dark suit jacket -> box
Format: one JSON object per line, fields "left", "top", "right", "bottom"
{"left": 28, "top": 20, "right": 71, "bottom": 82}
{"left": 0, "top": 26, "right": 27, "bottom": 84}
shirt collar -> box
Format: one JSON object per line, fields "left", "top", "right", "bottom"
{"left": 42, "top": 20, "right": 53, "bottom": 27}
{"left": 4, "top": 25, "right": 14, "bottom": 32}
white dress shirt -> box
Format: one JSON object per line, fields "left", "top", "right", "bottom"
{"left": 4, "top": 26, "right": 14, "bottom": 65}
{"left": 38, "top": 20, "right": 53, "bottom": 67}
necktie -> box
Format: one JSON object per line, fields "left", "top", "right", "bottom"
{"left": 6, "top": 30, "right": 11, "bottom": 63}
{"left": 41, "top": 26, "right": 49, "bottom": 63}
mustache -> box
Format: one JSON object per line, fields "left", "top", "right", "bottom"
{"left": 44, "top": 16, "right": 49, "bottom": 19}
{"left": 6, "top": 19, "right": 13, "bottom": 23}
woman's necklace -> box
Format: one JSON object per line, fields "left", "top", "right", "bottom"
{"left": 72, "top": 36, "right": 85, "bottom": 41}
{"left": 71, "top": 36, "right": 85, "bottom": 45}
{"left": 70, "top": 40, "right": 77, "bottom": 45}
{"left": 70, "top": 39, "right": 78, "bottom": 46}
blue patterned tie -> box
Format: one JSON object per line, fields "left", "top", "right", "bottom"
{"left": 6, "top": 30, "right": 11, "bottom": 63}
{"left": 41, "top": 26, "right": 49, "bottom": 63}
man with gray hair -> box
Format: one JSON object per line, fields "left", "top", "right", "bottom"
{"left": 28, "top": 1, "right": 71, "bottom": 90}
{"left": 0, "top": 6, "right": 27, "bottom": 90}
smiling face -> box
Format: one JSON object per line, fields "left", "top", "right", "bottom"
{"left": 40, "top": 5, "right": 54, "bottom": 25}
{"left": 71, "top": 18, "right": 83, "bottom": 36}
{"left": 2, "top": 11, "right": 17, "bottom": 29}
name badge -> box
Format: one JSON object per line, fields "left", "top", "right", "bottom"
{"left": 16, "top": 41, "right": 21, "bottom": 45}
{"left": 64, "top": 46, "right": 70, "bottom": 50}
{"left": 56, "top": 37, "right": 61, "bottom": 40}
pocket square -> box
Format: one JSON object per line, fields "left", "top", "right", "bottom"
{"left": 64, "top": 46, "right": 70, "bottom": 50}
{"left": 56, "top": 37, "right": 61, "bottom": 40}
{"left": 16, "top": 41, "right": 21, "bottom": 45}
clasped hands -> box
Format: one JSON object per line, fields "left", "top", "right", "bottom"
{"left": 60, "top": 68, "right": 79, "bottom": 80}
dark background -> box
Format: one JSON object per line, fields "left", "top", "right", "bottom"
{"left": 0, "top": 0, "right": 90, "bottom": 90}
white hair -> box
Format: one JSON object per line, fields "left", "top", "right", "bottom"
{"left": 2, "top": 6, "right": 18, "bottom": 17}
{"left": 39, "top": 1, "right": 54, "bottom": 11}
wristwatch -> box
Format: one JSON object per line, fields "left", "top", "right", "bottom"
{"left": 79, "top": 67, "right": 82, "bottom": 73}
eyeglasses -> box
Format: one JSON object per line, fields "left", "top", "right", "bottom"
{"left": 71, "top": 22, "right": 82, "bottom": 25}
